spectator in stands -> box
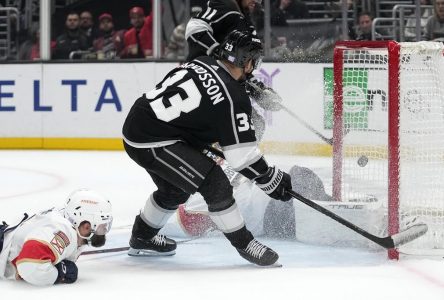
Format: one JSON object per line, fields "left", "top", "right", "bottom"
{"left": 350, "top": 11, "right": 383, "bottom": 40}
{"left": 121, "top": 6, "right": 154, "bottom": 59}
{"left": 405, "top": 0, "right": 432, "bottom": 41}
{"left": 423, "top": 0, "right": 444, "bottom": 41}
{"left": 93, "top": 13, "right": 125, "bottom": 59}
{"left": 18, "top": 23, "right": 55, "bottom": 60}
{"left": 165, "top": 6, "right": 202, "bottom": 59}
{"left": 18, "top": 23, "right": 38, "bottom": 60}
{"left": 271, "top": 0, "right": 309, "bottom": 26}
{"left": 79, "top": 11, "right": 98, "bottom": 48}
{"left": 53, "top": 12, "right": 89, "bottom": 59}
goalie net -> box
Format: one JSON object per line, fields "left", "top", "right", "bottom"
{"left": 333, "top": 41, "right": 444, "bottom": 258}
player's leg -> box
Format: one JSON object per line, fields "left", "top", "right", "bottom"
{"left": 124, "top": 141, "right": 215, "bottom": 255}
{"left": 198, "top": 166, "right": 279, "bottom": 266}
{"left": 129, "top": 172, "right": 189, "bottom": 256}
{"left": 0, "top": 221, "right": 8, "bottom": 253}
{"left": 263, "top": 165, "right": 334, "bottom": 239}
{"left": 289, "top": 165, "right": 333, "bottom": 202}
{"left": 176, "top": 203, "right": 216, "bottom": 236}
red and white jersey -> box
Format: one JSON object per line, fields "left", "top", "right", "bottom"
{"left": 0, "top": 209, "right": 85, "bottom": 286}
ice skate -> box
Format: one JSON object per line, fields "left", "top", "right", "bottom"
{"left": 236, "top": 239, "right": 280, "bottom": 267}
{"left": 128, "top": 215, "right": 177, "bottom": 256}
{"left": 128, "top": 234, "right": 177, "bottom": 256}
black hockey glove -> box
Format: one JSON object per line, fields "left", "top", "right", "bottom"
{"left": 245, "top": 75, "right": 263, "bottom": 99}
{"left": 245, "top": 76, "right": 283, "bottom": 112}
{"left": 255, "top": 166, "right": 292, "bottom": 202}
{"left": 54, "top": 260, "right": 78, "bottom": 284}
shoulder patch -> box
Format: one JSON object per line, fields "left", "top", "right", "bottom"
{"left": 50, "top": 231, "right": 71, "bottom": 255}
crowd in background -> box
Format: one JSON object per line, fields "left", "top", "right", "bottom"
{"left": 1, "top": 0, "right": 444, "bottom": 62}
{"left": 19, "top": 6, "right": 154, "bottom": 60}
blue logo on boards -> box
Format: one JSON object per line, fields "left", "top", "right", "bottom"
{"left": 0, "top": 80, "right": 122, "bottom": 112}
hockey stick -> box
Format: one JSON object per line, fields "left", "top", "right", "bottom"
{"left": 286, "top": 189, "right": 428, "bottom": 249}
{"left": 279, "top": 104, "right": 335, "bottom": 146}
{"left": 81, "top": 226, "right": 218, "bottom": 256}
{"left": 81, "top": 246, "right": 130, "bottom": 255}
{"left": 81, "top": 236, "right": 200, "bottom": 256}
{"left": 246, "top": 80, "right": 338, "bottom": 146}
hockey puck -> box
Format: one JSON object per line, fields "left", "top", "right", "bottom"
{"left": 357, "top": 155, "right": 368, "bottom": 167}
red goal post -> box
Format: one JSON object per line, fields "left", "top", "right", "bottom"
{"left": 333, "top": 41, "right": 444, "bottom": 259}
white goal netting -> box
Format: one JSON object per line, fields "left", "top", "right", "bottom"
{"left": 334, "top": 41, "right": 444, "bottom": 255}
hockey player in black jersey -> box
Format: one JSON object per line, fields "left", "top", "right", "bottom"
{"left": 186, "top": 0, "right": 283, "bottom": 139}
{"left": 185, "top": 0, "right": 259, "bottom": 61}
{"left": 122, "top": 30, "right": 292, "bottom": 266}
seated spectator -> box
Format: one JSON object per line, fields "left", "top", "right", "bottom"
{"left": 18, "top": 23, "right": 55, "bottom": 60}
{"left": 350, "top": 11, "right": 383, "bottom": 41}
{"left": 271, "top": 0, "right": 309, "bottom": 26}
{"left": 423, "top": 0, "right": 444, "bottom": 41}
{"left": 53, "top": 12, "right": 89, "bottom": 59}
{"left": 93, "top": 13, "right": 125, "bottom": 59}
{"left": 404, "top": 0, "right": 432, "bottom": 41}
{"left": 121, "top": 6, "right": 153, "bottom": 59}
{"left": 80, "top": 11, "right": 99, "bottom": 48}
{"left": 165, "top": 6, "right": 202, "bottom": 59}
{"left": 18, "top": 23, "right": 39, "bottom": 60}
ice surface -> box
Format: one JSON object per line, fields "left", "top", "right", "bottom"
{"left": 1, "top": 150, "right": 443, "bottom": 299}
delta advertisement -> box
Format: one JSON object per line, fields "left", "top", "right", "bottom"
{"left": 0, "top": 62, "right": 329, "bottom": 151}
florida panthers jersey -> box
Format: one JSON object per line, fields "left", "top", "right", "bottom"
{"left": 0, "top": 209, "right": 84, "bottom": 286}
{"left": 123, "top": 55, "right": 264, "bottom": 172}
{"left": 185, "top": 0, "right": 257, "bottom": 61}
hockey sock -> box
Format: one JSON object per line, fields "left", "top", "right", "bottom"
{"left": 223, "top": 226, "right": 254, "bottom": 249}
{"left": 132, "top": 215, "right": 159, "bottom": 240}
{"left": 140, "top": 194, "right": 176, "bottom": 230}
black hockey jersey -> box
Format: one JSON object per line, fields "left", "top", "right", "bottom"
{"left": 185, "top": 0, "right": 257, "bottom": 61}
{"left": 123, "top": 55, "right": 263, "bottom": 172}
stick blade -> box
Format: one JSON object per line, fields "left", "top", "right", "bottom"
{"left": 391, "top": 223, "right": 428, "bottom": 247}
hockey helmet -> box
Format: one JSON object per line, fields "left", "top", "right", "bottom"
{"left": 64, "top": 189, "right": 113, "bottom": 240}
{"left": 219, "top": 30, "right": 264, "bottom": 71}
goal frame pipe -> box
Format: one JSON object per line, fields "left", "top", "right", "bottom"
{"left": 333, "top": 40, "right": 401, "bottom": 259}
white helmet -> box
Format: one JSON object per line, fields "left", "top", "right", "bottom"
{"left": 64, "top": 189, "right": 113, "bottom": 240}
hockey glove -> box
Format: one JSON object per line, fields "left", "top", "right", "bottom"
{"left": 255, "top": 166, "right": 292, "bottom": 202}
{"left": 54, "top": 260, "right": 78, "bottom": 284}
{"left": 245, "top": 76, "right": 283, "bottom": 112}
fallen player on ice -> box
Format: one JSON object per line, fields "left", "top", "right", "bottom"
{"left": 0, "top": 189, "right": 113, "bottom": 286}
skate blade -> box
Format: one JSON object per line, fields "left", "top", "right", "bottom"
{"left": 254, "top": 261, "right": 283, "bottom": 268}
{"left": 128, "top": 247, "right": 176, "bottom": 257}
{"left": 262, "top": 262, "right": 283, "bottom": 268}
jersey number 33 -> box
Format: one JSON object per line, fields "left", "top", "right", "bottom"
{"left": 148, "top": 70, "right": 202, "bottom": 122}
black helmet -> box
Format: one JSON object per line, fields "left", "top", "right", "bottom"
{"left": 219, "top": 30, "right": 264, "bottom": 71}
